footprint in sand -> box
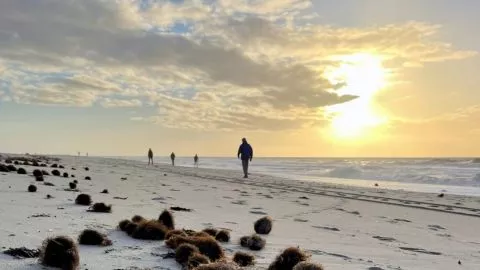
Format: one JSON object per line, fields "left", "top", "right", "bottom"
{"left": 231, "top": 200, "right": 247, "bottom": 205}
{"left": 308, "top": 249, "right": 352, "bottom": 261}
{"left": 251, "top": 207, "right": 263, "bottom": 210}
{"left": 294, "top": 218, "right": 309, "bottom": 223}
{"left": 368, "top": 267, "right": 385, "bottom": 270}
{"left": 388, "top": 218, "right": 412, "bottom": 224}
{"left": 312, "top": 226, "right": 340, "bottom": 232}
{"left": 293, "top": 200, "right": 310, "bottom": 206}
{"left": 399, "top": 247, "right": 442, "bottom": 255}
{"left": 250, "top": 210, "right": 268, "bottom": 215}
{"left": 372, "top": 236, "right": 397, "bottom": 242}
{"left": 428, "top": 225, "right": 446, "bottom": 231}
{"left": 225, "top": 221, "right": 238, "bottom": 225}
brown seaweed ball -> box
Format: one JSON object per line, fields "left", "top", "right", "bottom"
{"left": 187, "top": 253, "right": 210, "bottom": 269}
{"left": 7, "top": 165, "right": 17, "bottom": 172}
{"left": 28, "top": 184, "right": 37, "bottom": 192}
{"left": 51, "top": 169, "right": 61, "bottom": 176}
{"left": 132, "top": 215, "right": 146, "bottom": 223}
{"left": 100, "top": 189, "right": 108, "bottom": 194}
{"left": 131, "top": 220, "right": 168, "bottom": 240}
{"left": 59, "top": 165, "right": 65, "bottom": 169}
{"left": 63, "top": 172, "right": 69, "bottom": 178}
{"left": 69, "top": 182, "right": 77, "bottom": 190}
{"left": 215, "top": 230, "right": 230, "bottom": 243}
{"left": 125, "top": 222, "right": 138, "bottom": 235}
{"left": 78, "top": 229, "right": 112, "bottom": 246}
{"left": 166, "top": 235, "right": 225, "bottom": 262}
{"left": 35, "top": 175, "right": 44, "bottom": 182}
{"left": 85, "top": 176, "right": 91, "bottom": 180}
{"left": 192, "top": 231, "right": 212, "bottom": 238}
{"left": 0, "top": 164, "right": 9, "bottom": 172}
{"left": 41, "top": 170, "right": 49, "bottom": 175}
{"left": 40, "top": 236, "right": 79, "bottom": 270}
{"left": 118, "top": 219, "right": 132, "bottom": 231}
{"left": 88, "top": 202, "right": 112, "bottom": 213}
{"left": 293, "top": 262, "right": 324, "bottom": 270}
{"left": 51, "top": 164, "right": 58, "bottom": 168}
{"left": 254, "top": 216, "right": 273, "bottom": 235}
{"left": 33, "top": 169, "right": 43, "bottom": 177}
{"left": 248, "top": 235, "right": 266, "bottom": 251}
{"left": 75, "top": 193, "right": 92, "bottom": 206}
{"left": 175, "top": 243, "right": 200, "bottom": 264}
{"left": 268, "top": 247, "right": 309, "bottom": 270}
{"left": 73, "top": 180, "right": 78, "bottom": 184}
{"left": 203, "top": 228, "right": 218, "bottom": 237}
{"left": 17, "top": 168, "right": 27, "bottom": 174}
{"left": 158, "top": 209, "right": 175, "bottom": 230}
{"left": 240, "top": 236, "right": 250, "bottom": 248}
{"left": 233, "top": 251, "right": 255, "bottom": 267}
{"left": 190, "top": 236, "right": 225, "bottom": 262}
{"left": 166, "top": 230, "right": 187, "bottom": 240}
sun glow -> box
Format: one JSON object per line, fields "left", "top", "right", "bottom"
{"left": 325, "top": 53, "right": 389, "bottom": 140}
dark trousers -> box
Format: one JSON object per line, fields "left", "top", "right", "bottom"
{"left": 242, "top": 159, "right": 249, "bottom": 177}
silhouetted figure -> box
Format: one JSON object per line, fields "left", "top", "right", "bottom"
{"left": 194, "top": 154, "right": 199, "bottom": 168}
{"left": 170, "top": 152, "right": 176, "bottom": 166}
{"left": 148, "top": 148, "right": 154, "bottom": 165}
{"left": 237, "top": 138, "right": 253, "bottom": 178}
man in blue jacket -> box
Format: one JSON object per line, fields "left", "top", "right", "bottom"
{"left": 237, "top": 138, "right": 253, "bottom": 178}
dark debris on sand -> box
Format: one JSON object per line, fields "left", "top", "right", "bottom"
{"left": 3, "top": 247, "right": 40, "bottom": 259}
{"left": 170, "top": 206, "right": 193, "bottom": 212}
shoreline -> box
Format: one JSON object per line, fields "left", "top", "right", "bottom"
{"left": 111, "top": 155, "right": 480, "bottom": 197}
{"left": 1, "top": 155, "right": 479, "bottom": 269}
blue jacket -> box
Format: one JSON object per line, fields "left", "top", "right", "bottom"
{"left": 238, "top": 143, "right": 253, "bottom": 160}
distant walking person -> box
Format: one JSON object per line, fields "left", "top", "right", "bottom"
{"left": 194, "top": 154, "right": 199, "bottom": 168}
{"left": 237, "top": 138, "right": 253, "bottom": 178}
{"left": 148, "top": 148, "right": 154, "bottom": 165}
{"left": 170, "top": 152, "right": 176, "bottom": 166}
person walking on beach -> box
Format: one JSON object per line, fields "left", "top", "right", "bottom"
{"left": 194, "top": 154, "right": 199, "bottom": 168}
{"left": 148, "top": 148, "right": 154, "bottom": 165}
{"left": 237, "top": 138, "right": 253, "bottom": 178}
{"left": 170, "top": 152, "right": 176, "bottom": 166}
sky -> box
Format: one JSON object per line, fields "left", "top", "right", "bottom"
{"left": 0, "top": 0, "right": 479, "bottom": 157}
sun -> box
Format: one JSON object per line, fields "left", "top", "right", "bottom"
{"left": 325, "top": 53, "right": 389, "bottom": 140}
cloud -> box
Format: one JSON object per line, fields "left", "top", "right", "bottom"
{"left": 0, "top": 0, "right": 476, "bottom": 131}
{"left": 101, "top": 98, "right": 142, "bottom": 108}
{"left": 389, "top": 105, "right": 480, "bottom": 140}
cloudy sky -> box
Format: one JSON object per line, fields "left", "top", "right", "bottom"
{"left": 0, "top": 0, "right": 479, "bottom": 157}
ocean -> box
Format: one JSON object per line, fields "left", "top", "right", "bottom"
{"left": 117, "top": 156, "right": 480, "bottom": 197}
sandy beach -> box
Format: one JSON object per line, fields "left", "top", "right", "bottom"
{"left": 1, "top": 155, "right": 479, "bottom": 270}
